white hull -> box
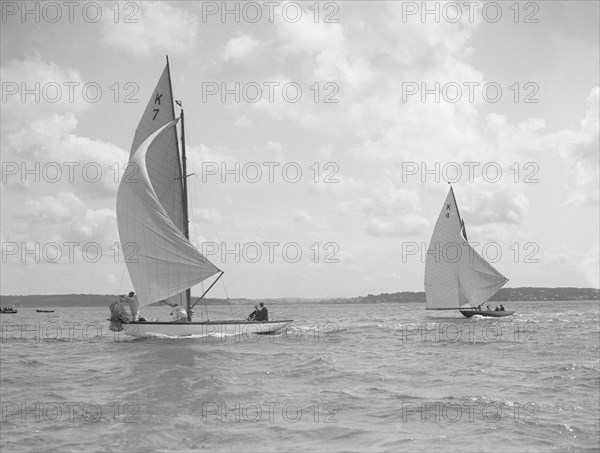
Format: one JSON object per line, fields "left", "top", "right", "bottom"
{"left": 120, "top": 320, "right": 293, "bottom": 338}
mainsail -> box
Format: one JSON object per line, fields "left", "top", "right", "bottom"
{"left": 131, "top": 63, "right": 184, "bottom": 235}
{"left": 116, "top": 63, "right": 221, "bottom": 305}
{"left": 128, "top": 63, "right": 187, "bottom": 306}
{"left": 424, "top": 187, "right": 508, "bottom": 310}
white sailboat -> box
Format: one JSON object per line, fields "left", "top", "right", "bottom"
{"left": 424, "top": 187, "right": 514, "bottom": 318}
{"left": 112, "top": 58, "right": 292, "bottom": 337}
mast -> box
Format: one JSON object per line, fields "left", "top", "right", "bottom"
{"left": 450, "top": 186, "right": 463, "bottom": 224}
{"left": 180, "top": 107, "right": 193, "bottom": 321}
{"left": 166, "top": 55, "right": 192, "bottom": 320}
{"left": 449, "top": 186, "right": 469, "bottom": 241}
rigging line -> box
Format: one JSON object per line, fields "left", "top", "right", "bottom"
{"left": 184, "top": 155, "right": 199, "bottom": 316}
{"left": 194, "top": 173, "right": 239, "bottom": 316}
{"left": 181, "top": 119, "right": 235, "bottom": 318}
{"left": 182, "top": 126, "right": 212, "bottom": 320}
{"left": 199, "top": 279, "right": 205, "bottom": 321}
{"left": 179, "top": 112, "right": 196, "bottom": 241}
{"left": 189, "top": 169, "right": 202, "bottom": 253}
{"left": 195, "top": 173, "right": 241, "bottom": 300}
{"left": 189, "top": 160, "right": 213, "bottom": 323}
{"left": 221, "top": 278, "right": 234, "bottom": 317}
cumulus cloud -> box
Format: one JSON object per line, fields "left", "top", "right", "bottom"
{"left": 2, "top": 2, "right": 598, "bottom": 295}
{"left": 3, "top": 112, "right": 127, "bottom": 197}
{"left": 292, "top": 209, "right": 313, "bottom": 225}
{"left": 1, "top": 57, "right": 89, "bottom": 120}
{"left": 252, "top": 141, "right": 286, "bottom": 161}
{"left": 1, "top": 58, "right": 126, "bottom": 255}
{"left": 101, "top": 2, "right": 199, "bottom": 58}
{"left": 340, "top": 181, "right": 429, "bottom": 236}
{"left": 193, "top": 208, "right": 224, "bottom": 225}
{"left": 223, "top": 33, "right": 260, "bottom": 62}
{"left": 274, "top": 4, "right": 371, "bottom": 86}
{"left": 461, "top": 190, "right": 530, "bottom": 225}
{"left": 540, "top": 243, "right": 599, "bottom": 288}
{"left": 16, "top": 192, "right": 85, "bottom": 223}
{"left": 71, "top": 208, "right": 116, "bottom": 240}
{"left": 9, "top": 191, "right": 118, "bottom": 253}
{"left": 367, "top": 214, "right": 430, "bottom": 237}
{"left": 308, "top": 169, "right": 362, "bottom": 195}
{"left": 558, "top": 87, "right": 599, "bottom": 206}
{"left": 234, "top": 115, "right": 252, "bottom": 127}
{"left": 581, "top": 240, "right": 600, "bottom": 287}
{"left": 1, "top": 57, "right": 128, "bottom": 195}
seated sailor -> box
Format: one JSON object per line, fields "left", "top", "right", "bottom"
{"left": 247, "top": 304, "right": 259, "bottom": 321}
{"left": 109, "top": 298, "right": 132, "bottom": 332}
{"left": 254, "top": 302, "right": 269, "bottom": 321}
{"left": 171, "top": 305, "right": 188, "bottom": 322}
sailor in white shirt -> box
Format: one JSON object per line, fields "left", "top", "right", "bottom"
{"left": 171, "top": 305, "right": 188, "bottom": 322}
{"left": 125, "top": 291, "right": 140, "bottom": 321}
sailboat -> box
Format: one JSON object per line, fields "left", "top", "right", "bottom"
{"left": 424, "top": 187, "right": 514, "bottom": 318}
{"left": 112, "top": 58, "right": 293, "bottom": 337}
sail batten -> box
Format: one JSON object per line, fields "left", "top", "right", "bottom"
{"left": 424, "top": 188, "right": 507, "bottom": 310}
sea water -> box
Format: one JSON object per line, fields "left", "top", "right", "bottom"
{"left": 0, "top": 300, "right": 598, "bottom": 452}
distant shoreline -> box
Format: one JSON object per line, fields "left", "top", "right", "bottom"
{"left": 1, "top": 287, "right": 598, "bottom": 307}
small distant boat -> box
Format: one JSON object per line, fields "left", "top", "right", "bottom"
{"left": 424, "top": 187, "right": 514, "bottom": 318}
{"left": 110, "top": 58, "right": 292, "bottom": 338}
{"left": 36, "top": 309, "right": 55, "bottom": 313}
{"left": 1, "top": 306, "right": 17, "bottom": 314}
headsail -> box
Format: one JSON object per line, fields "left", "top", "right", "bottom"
{"left": 116, "top": 120, "right": 221, "bottom": 305}
{"left": 457, "top": 244, "right": 508, "bottom": 306}
{"left": 424, "top": 187, "right": 507, "bottom": 309}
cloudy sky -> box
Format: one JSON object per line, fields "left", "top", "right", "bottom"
{"left": 1, "top": 1, "right": 598, "bottom": 298}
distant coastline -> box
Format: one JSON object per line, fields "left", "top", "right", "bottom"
{"left": 0, "top": 287, "right": 598, "bottom": 307}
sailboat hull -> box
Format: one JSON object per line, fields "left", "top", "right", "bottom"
{"left": 460, "top": 310, "right": 515, "bottom": 318}
{"left": 120, "top": 320, "right": 294, "bottom": 338}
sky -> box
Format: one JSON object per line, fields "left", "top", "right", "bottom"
{"left": 1, "top": 1, "right": 598, "bottom": 299}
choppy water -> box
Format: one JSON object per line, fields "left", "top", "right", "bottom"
{"left": 1, "top": 300, "right": 598, "bottom": 452}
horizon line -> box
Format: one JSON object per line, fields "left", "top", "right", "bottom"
{"left": 1, "top": 286, "right": 599, "bottom": 299}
